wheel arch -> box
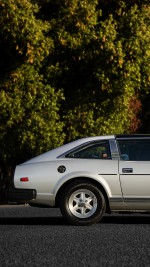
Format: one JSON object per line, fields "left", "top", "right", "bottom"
{"left": 55, "top": 177, "right": 111, "bottom": 213}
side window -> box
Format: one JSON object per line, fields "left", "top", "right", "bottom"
{"left": 117, "top": 139, "right": 150, "bottom": 161}
{"left": 66, "top": 141, "right": 111, "bottom": 159}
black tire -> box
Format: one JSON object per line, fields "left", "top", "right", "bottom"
{"left": 59, "top": 181, "right": 106, "bottom": 226}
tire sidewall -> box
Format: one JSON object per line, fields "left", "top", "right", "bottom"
{"left": 60, "top": 182, "right": 106, "bottom": 226}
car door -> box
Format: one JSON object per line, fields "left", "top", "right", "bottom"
{"left": 117, "top": 138, "right": 150, "bottom": 209}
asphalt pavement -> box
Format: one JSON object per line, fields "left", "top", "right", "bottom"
{"left": 0, "top": 205, "right": 150, "bottom": 267}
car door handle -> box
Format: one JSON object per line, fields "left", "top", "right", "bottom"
{"left": 122, "top": 168, "right": 133, "bottom": 173}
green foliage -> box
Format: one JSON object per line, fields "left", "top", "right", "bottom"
{"left": 42, "top": 0, "right": 150, "bottom": 141}
{"left": 0, "top": 0, "right": 51, "bottom": 68}
{"left": 0, "top": 0, "right": 150, "bottom": 182}
{"left": 0, "top": 65, "right": 64, "bottom": 158}
{"left": 0, "top": 0, "right": 65, "bottom": 181}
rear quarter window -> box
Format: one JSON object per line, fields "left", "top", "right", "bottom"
{"left": 66, "top": 141, "right": 111, "bottom": 159}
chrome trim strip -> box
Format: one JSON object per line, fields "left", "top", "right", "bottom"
{"left": 109, "top": 198, "right": 123, "bottom": 202}
{"left": 109, "top": 197, "right": 150, "bottom": 203}
{"left": 124, "top": 198, "right": 150, "bottom": 203}
{"left": 98, "top": 174, "right": 118, "bottom": 176}
{"left": 121, "top": 174, "right": 150, "bottom": 175}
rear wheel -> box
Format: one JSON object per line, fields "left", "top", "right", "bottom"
{"left": 59, "top": 181, "right": 106, "bottom": 226}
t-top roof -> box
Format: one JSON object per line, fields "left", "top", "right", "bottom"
{"left": 116, "top": 134, "right": 150, "bottom": 139}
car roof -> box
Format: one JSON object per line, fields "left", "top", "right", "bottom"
{"left": 22, "top": 134, "right": 150, "bottom": 164}
{"left": 116, "top": 134, "right": 150, "bottom": 139}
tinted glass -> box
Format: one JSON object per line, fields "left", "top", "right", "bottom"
{"left": 66, "top": 141, "right": 111, "bottom": 159}
{"left": 117, "top": 139, "right": 150, "bottom": 161}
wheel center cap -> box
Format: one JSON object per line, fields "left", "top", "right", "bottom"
{"left": 78, "top": 201, "right": 86, "bottom": 208}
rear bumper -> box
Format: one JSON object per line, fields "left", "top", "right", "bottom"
{"left": 5, "top": 188, "right": 36, "bottom": 203}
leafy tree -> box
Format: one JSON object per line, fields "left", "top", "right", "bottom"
{"left": 0, "top": 0, "right": 65, "bottom": 185}
{"left": 37, "top": 0, "right": 150, "bottom": 141}
{"left": 0, "top": 0, "right": 150, "bottom": 188}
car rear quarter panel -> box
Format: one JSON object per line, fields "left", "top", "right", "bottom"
{"left": 14, "top": 158, "right": 122, "bottom": 205}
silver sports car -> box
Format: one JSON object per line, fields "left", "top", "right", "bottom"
{"left": 7, "top": 134, "right": 150, "bottom": 225}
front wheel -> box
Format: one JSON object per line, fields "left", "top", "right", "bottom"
{"left": 59, "top": 181, "right": 106, "bottom": 226}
